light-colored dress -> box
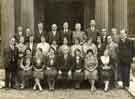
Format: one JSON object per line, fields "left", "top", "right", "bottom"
{"left": 71, "top": 44, "right": 83, "bottom": 57}
{"left": 84, "top": 55, "right": 98, "bottom": 80}
{"left": 82, "top": 42, "right": 97, "bottom": 56}
{"left": 58, "top": 45, "right": 70, "bottom": 55}
{"left": 37, "top": 42, "right": 50, "bottom": 56}
{"left": 72, "top": 31, "right": 85, "bottom": 42}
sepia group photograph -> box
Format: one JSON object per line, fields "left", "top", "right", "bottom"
{"left": 0, "top": 0, "right": 135, "bottom": 99}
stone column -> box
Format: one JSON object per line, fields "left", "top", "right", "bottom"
{"left": 84, "top": 1, "right": 90, "bottom": 30}
{"left": 1, "top": 0, "right": 15, "bottom": 49}
{"left": 95, "top": 0, "right": 109, "bottom": 30}
{"left": 20, "top": 0, "right": 34, "bottom": 33}
{"left": 113, "top": 0, "right": 128, "bottom": 31}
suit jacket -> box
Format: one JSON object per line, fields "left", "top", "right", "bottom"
{"left": 60, "top": 30, "right": 73, "bottom": 45}
{"left": 106, "top": 42, "right": 119, "bottom": 62}
{"left": 35, "top": 31, "right": 47, "bottom": 43}
{"left": 118, "top": 38, "right": 134, "bottom": 64}
{"left": 72, "top": 56, "right": 84, "bottom": 71}
{"left": 48, "top": 31, "right": 61, "bottom": 45}
{"left": 4, "top": 46, "right": 18, "bottom": 69}
{"left": 46, "top": 55, "right": 57, "bottom": 69}
{"left": 86, "top": 28, "right": 99, "bottom": 43}
{"left": 57, "top": 54, "right": 72, "bottom": 71}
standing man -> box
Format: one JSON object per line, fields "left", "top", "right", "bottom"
{"left": 60, "top": 22, "right": 73, "bottom": 46}
{"left": 111, "top": 28, "right": 120, "bottom": 44}
{"left": 24, "top": 27, "right": 32, "bottom": 44}
{"left": 4, "top": 37, "right": 18, "bottom": 88}
{"left": 106, "top": 35, "right": 119, "bottom": 85}
{"left": 86, "top": 20, "right": 99, "bottom": 44}
{"left": 48, "top": 24, "right": 61, "bottom": 45}
{"left": 35, "top": 22, "right": 47, "bottom": 43}
{"left": 101, "top": 28, "right": 108, "bottom": 47}
{"left": 118, "top": 29, "right": 134, "bottom": 88}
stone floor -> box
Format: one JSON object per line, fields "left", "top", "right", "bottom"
{"left": 0, "top": 89, "right": 133, "bottom": 99}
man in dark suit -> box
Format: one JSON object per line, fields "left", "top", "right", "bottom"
{"left": 118, "top": 29, "right": 134, "bottom": 88}
{"left": 4, "top": 37, "right": 18, "bottom": 88}
{"left": 86, "top": 20, "right": 99, "bottom": 44}
{"left": 101, "top": 28, "right": 108, "bottom": 47}
{"left": 48, "top": 24, "right": 61, "bottom": 45}
{"left": 60, "top": 22, "right": 73, "bottom": 46}
{"left": 35, "top": 22, "right": 47, "bottom": 43}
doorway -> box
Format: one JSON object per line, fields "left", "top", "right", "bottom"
{"left": 45, "top": 1, "right": 84, "bottom": 31}
{"left": 34, "top": 0, "right": 95, "bottom": 32}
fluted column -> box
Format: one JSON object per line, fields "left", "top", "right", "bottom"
{"left": 95, "top": 0, "right": 109, "bottom": 30}
{"left": 113, "top": 0, "right": 128, "bottom": 31}
{"left": 20, "top": 0, "right": 34, "bottom": 33}
{"left": 1, "top": 0, "right": 15, "bottom": 49}
{"left": 84, "top": 1, "right": 90, "bottom": 30}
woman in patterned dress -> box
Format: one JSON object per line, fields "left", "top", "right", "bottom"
{"left": 82, "top": 37, "right": 97, "bottom": 57}
{"left": 16, "top": 36, "right": 27, "bottom": 61}
{"left": 84, "top": 49, "right": 98, "bottom": 92}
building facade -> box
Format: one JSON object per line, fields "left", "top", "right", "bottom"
{"left": 0, "top": 0, "right": 135, "bottom": 56}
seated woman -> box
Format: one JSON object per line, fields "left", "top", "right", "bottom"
{"left": 72, "top": 49, "right": 84, "bottom": 89}
{"left": 33, "top": 48, "right": 45, "bottom": 91}
{"left": 71, "top": 38, "right": 83, "bottom": 57}
{"left": 19, "top": 48, "right": 33, "bottom": 89}
{"left": 99, "top": 49, "right": 113, "bottom": 92}
{"left": 45, "top": 47, "right": 58, "bottom": 91}
{"left": 84, "top": 49, "right": 98, "bottom": 92}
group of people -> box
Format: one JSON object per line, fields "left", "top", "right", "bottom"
{"left": 4, "top": 20, "right": 134, "bottom": 92}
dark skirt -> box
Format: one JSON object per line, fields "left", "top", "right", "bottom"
{"left": 100, "top": 68, "right": 113, "bottom": 81}
{"left": 19, "top": 70, "right": 32, "bottom": 77}
{"left": 57, "top": 71, "right": 72, "bottom": 80}
{"left": 45, "top": 69, "right": 57, "bottom": 80}
{"left": 73, "top": 71, "right": 84, "bottom": 81}
{"left": 33, "top": 71, "right": 44, "bottom": 80}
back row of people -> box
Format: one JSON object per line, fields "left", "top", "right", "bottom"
{"left": 15, "top": 20, "right": 119, "bottom": 46}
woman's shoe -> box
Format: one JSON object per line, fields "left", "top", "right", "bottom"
{"left": 91, "top": 86, "right": 96, "bottom": 92}
{"left": 104, "top": 87, "right": 109, "bottom": 92}
{"left": 20, "top": 84, "right": 24, "bottom": 89}
{"left": 33, "top": 86, "right": 37, "bottom": 90}
{"left": 39, "top": 87, "right": 43, "bottom": 91}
